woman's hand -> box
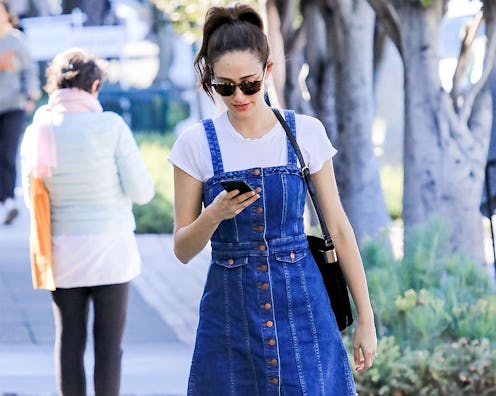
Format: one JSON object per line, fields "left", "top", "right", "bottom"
{"left": 174, "top": 168, "right": 261, "bottom": 263}
{"left": 207, "top": 189, "right": 260, "bottom": 222}
{"left": 352, "top": 318, "right": 377, "bottom": 374}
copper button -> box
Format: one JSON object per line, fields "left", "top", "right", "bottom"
{"left": 259, "top": 244, "right": 266, "bottom": 251}
{"left": 289, "top": 251, "right": 295, "bottom": 260}
{"left": 269, "top": 358, "right": 278, "bottom": 366}
{"left": 227, "top": 258, "right": 234, "bottom": 265}
{"left": 255, "top": 187, "right": 262, "bottom": 193}
{"left": 255, "top": 207, "right": 263, "bottom": 214}
{"left": 256, "top": 225, "right": 264, "bottom": 232}
{"left": 252, "top": 169, "right": 261, "bottom": 176}
{"left": 266, "top": 320, "right": 274, "bottom": 327}
{"left": 257, "top": 265, "right": 268, "bottom": 272}
{"left": 260, "top": 282, "right": 269, "bottom": 290}
{"left": 264, "top": 303, "right": 272, "bottom": 310}
{"left": 271, "top": 377, "right": 279, "bottom": 384}
{"left": 267, "top": 339, "right": 276, "bottom": 346}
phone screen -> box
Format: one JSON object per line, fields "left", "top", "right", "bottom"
{"left": 220, "top": 179, "right": 254, "bottom": 194}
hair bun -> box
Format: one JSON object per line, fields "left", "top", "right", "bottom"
{"left": 207, "top": 4, "right": 264, "bottom": 32}
{"left": 237, "top": 9, "right": 263, "bottom": 30}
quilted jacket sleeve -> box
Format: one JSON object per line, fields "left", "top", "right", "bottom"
{"left": 114, "top": 116, "right": 155, "bottom": 205}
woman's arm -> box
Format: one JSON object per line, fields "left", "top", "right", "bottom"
{"left": 115, "top": 119, "right": 155, "bottom": 205}
{"left": 19, "top": 34, "right": 41, "bottom": 105}
{"left": 311, "top": 159, "right": 377, "bottom": 372}
{"left": 173, "top": 166, "right": 259, "bottom": 264}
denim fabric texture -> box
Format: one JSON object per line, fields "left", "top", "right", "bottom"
{"left": 188, "top": 111, "right": 356, "bottom": 395}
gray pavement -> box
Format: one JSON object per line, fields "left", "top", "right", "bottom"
{"left": 0, "top": 196, "right": 211, "bottom": 396}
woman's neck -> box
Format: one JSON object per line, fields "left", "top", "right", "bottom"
{"left": 228, "top": 105, "right": 277, "bottom": 139}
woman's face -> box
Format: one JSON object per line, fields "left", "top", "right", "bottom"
{"left": 212, "top": 50, "right": 268, "bottom": 118}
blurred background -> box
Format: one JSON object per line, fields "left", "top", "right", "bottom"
{"left": 8, "top": 1, "right": 496, "bottom": 393}
{"left": 17, "top": 0, "right": 493, "bottom": 237}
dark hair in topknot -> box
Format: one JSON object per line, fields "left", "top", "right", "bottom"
{"left": 194, "top": 3, "right": 270, "bottom": 100}
{"left": 44, "top": 48, "right": 107, "bottom": 94}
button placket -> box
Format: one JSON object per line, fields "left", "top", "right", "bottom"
{"left": 250, "top": 169, "right": 265, "bottom": 243}
{"left": 250, "top": 169, "right": 278, "bottom": 388}
{"left": 255, "top": 256, "right": 278, "bottom": 389}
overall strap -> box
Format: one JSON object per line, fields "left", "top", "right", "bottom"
{"left": 201, "top": 119, "right": 224, "bottom": 175}
{"left": 272, "top": 108, "right": 336, "bottom": 255}
{"left": 283, "top": 110, "right": 298, "bottom": 167}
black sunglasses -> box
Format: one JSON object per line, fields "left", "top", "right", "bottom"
{"left": 212, "top": 79, "right": 263, "bottom": 97}
{"left": 211, "top": 69, "right": 266, "bottom": 97}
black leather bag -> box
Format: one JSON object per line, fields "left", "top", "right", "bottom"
{"left": 307, "top": 235, "right": 354, "bottom": 331}
{"left": 273, "top": 109, "right": 354, "bottom": 331}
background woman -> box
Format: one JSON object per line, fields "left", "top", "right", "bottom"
{"left": 169, "top": 3, "right": 377, "bottom": 395}
{"left": 21, "top": 48, "right": 154, "bottom": 396}
{"left": 0, "top": 0, "right": 39, "bottom": 225}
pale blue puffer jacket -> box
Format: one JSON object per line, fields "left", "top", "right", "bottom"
{"left": 21, "top": 111, "right": 155, "bottom": 235}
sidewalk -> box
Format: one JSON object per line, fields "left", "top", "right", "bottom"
{"left": 0, "top": 199, "right": 210, "bottom": 396}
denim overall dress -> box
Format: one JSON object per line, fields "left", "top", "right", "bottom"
{"left": 188, "top": 111, "right": 356, "bottom": 395}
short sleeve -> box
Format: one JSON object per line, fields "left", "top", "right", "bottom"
{"left": 168, "top": 123, "right": 212, "bottom": 181}
{"left": 295, "top": 114, "right": 337, "bottom": 174}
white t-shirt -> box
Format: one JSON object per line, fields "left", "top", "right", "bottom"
{"left": 169, "top": 110, "right": 337, "bottom": 181}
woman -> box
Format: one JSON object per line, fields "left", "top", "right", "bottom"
{"left": 20, "top": 48, "right": 154, "bottom": 396}
{"left": 0, "top": 0, "right": 39, "bottom": 225}
{"left": 169, "top": 3, "right": 377, "bottom": 395}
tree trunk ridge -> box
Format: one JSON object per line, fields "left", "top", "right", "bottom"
{"left": 400, "top": 1, "right": 490, "bottom": 262}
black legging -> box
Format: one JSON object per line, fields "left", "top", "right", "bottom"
{"left": 0, "top": 110, "right": 24, "bottom": 202}
{"left": 51, "top": 282, "right": 129, "bottom": 396}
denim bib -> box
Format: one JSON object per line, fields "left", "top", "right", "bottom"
{"left": 188, "top": 110, "right": 356, "bottom": 395}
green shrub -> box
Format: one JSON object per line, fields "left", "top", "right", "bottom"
{"left": 348, "top": 336, "right": 422, "bottom": 395}
{"left": 133, "top": 191, "right": 174, "bottom": 233}
{"left": 353, "top": 217, "right": 496, "bottom": 394}
{"left": 427, "top": 338, "right": 496, "bottom": 395}
{"left": 132, "top": 133, "right": 175, "bottom": 233}
{"left": 352, "top": 336, "right": 496, "bottom": 395}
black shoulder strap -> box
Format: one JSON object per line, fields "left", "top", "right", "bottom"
{"left": 272, "top": 108, "right": 335, "bottom": 251}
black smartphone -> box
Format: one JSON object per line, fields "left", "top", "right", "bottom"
{"left": 220, "top": 179, "right": 254, "bottom": 194}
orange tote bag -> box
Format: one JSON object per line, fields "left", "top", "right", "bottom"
{"left": 29, "top": 177, "right": 55, "bottom": 290}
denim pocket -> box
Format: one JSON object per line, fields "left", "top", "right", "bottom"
{"left": 214, "top": 256, "right": 249, "bottom": 268}
{"left": 274, "top": 249, "right": 307, "bottom": 264}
